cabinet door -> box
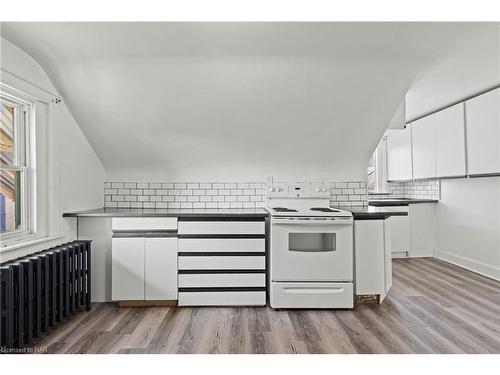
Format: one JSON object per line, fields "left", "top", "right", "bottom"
{"left": 386, "top": 128, "right": 413, "bottom": 181}
{"left": 465, "top": 88, "right": 500, "bottom": 175}
{"left": 383, "top": 220, "right": 392, "bottom": 298}
{"left": 354, "top": 220, "right": 385, "bottom": 295}
{"left": 145, "top": 237, "right": 178, "bottom": 300}
{"left": 387, "top": 213, "right": 410, "bottom": 255}
{"left": 112, "top": 237, "right": 145, "bottom": 300}
{"left": 411, "top": 117, "right": 437, "bottom": 179}
{"left": 435, "top": 103, "right": 466, "bottom": 177}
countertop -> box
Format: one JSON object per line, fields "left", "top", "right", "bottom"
{"left": 63, "top": 207, "right": 269, "bottom": 219}
{"left": 368, "top": 198, "right": 438, "bottom": 207}
{"left": 63, "top": 206, "right": 407, "bottom": 220}
{"left": 344, "top": 206, "right": 408, "bottom": 220}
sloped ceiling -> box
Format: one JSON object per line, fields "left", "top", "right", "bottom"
{"left": 0, "top": 22, "right": 465, "bottom": 181}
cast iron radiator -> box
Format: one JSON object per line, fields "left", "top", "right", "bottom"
{"left": 0, "top": 240, "right": 91, "bottom": 349}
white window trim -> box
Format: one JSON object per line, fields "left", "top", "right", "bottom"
{"left": 1, "top": 89, "right": 35, "bottom": 243}
{"left": 0, "top": 81, "right": 63, "bottom": 252}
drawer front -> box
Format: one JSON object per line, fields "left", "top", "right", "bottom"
{"left": 178, "top": 256, "right": 265, "bottom": 270}
{"left": 112, "top": 217, "right": 178, "bottom": 231}
{"left": 178, "top": 221, "right": 265, "bottom": 235}
{"left": 178, "top": 273, "right": 265, "bottom": 288}
{"left": 178, "top": 291, "right": 266, "bottom": 306}
{"left": 178, "top": 238, "right": 265, "bottom": 253}
{"left": 270, "top": 282, "right": 353, "bottom": 308}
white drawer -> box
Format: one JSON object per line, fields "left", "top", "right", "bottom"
{"left": 270, "top": 282, "right": 353, "bottom": 308}
{"left": 178, "top": 273, "right": 265, "bottom": 288}
{"left": 178, "top": 256, "right": 265, "bottom": 270}
{"left": 112, "top": 217, "right": 177, "bottom": 231}
{"left": 178, "top": 291, "right": 266, "bottom": 306}
{"left": 178, "top": 221, "right": 264, "bottom": 235}
{"left": 178, "top": 238, "right": 265, "bottom": 253}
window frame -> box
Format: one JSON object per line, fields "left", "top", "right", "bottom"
{"left": 1, "top": 88, "right": 36, "bottom": 243}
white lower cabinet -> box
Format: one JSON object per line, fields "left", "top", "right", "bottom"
{"left": 354, "top": 220, "right": 392, "bottom": 302}
{"left": 112, "top": 237, "right": 145, "bottom": 301}
{"left": 111, "top": 218, "right": 178, "bottom": 302}
{"left": 177, "top": 217, "right": 267, "bottom": 306}
{"left": 145, "top": 237, "right": 178, "bottom": 300}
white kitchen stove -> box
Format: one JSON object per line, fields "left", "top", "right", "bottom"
{"left": 266, "top": 181, "right": 354, "bottom": 309}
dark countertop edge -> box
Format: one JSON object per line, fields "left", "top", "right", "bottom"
{"left": 62, "top": 209, "right": 269, "bottom": 219}
{"left": 368, "top": 199, "right": 438, "bottom": 207}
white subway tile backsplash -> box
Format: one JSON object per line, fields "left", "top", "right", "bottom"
{"left": 386, "top": 180, "right": 440, "bottom": 200}
{"left": 104, "top": 180, "right": 368, "bottom": 209}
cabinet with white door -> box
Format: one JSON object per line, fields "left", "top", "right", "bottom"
{"left": 112, "top": 237, "right": 145, "bottom": 300}
{"left": 434, "top": 103, "right": 467, "bottom": 177}
{"left": 354, "top": 219, "right": 392, "bottom": 303}
{"left": 111, "top": 218, "right": 178, "bottom": 302}
{"left": 465, "top": 87, "right": 500, "bottom": 176}
{"left": 410, "top": 116, "right": 437, "bottom": 179}
{"left": 386, "top": 127, "right": 413, "bottom": 181}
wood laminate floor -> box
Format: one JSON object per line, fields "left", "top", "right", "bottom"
{"left": 29, "top": 258, "right": 500, "bottom": 354}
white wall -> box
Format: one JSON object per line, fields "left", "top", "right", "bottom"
{"left": 0, "top": 37, "right": 105, "bottom": 261}
{"left": 435, "top": 178, "right": 500, "bottom": 279}
{"left": 406, "top": 23, "right": 500, "bottom": 121}
{"left": 405, "top": 24, "right": 500, "bottom": 280}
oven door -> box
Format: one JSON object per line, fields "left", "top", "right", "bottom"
{"left": 271, "top": 216, "right": 353, "bottom": 282}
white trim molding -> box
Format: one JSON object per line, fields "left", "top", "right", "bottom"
{"left": 434, "top": 248, "right": 500, "bottom": 281}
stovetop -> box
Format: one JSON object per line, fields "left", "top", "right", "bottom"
{"left": 265, "top": 181, "right": 352, "bottom": 218}
{"left": 267, "top": 206, "right": 352, "bottom": 217}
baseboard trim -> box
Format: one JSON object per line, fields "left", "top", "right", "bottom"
{"left": 434, "top": 249, "right": 500, "bottom": 281}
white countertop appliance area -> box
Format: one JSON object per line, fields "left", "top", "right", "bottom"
{"left": 266, "top": 181, "right": 354, "bottom": 308}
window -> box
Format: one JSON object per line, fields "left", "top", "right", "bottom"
{"left": 0, "top": 92, "right": 32, "bottom": 239}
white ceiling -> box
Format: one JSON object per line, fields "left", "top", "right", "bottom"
{"left": 0, "top": 22, "right": 468, "bottom": 181}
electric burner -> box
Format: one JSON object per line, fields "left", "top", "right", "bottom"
{"left": 273, "top": 207, "right": 298, "bottom": 212}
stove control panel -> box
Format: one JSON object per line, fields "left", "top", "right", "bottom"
{"left": 266, "top": 182, "right": 330, "bottom": 198}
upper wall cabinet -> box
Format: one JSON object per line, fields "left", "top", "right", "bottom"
{"left": 434, "top": 103, "right": 466, "bottom": 178}
{"left": 410, "top": 115, "right": 436, "bottom": 179}
{"left": 386, "top": 127, "right": 413, "bottom": 181}
{"left": 465, "top": 87, "right": 500, "bottom": 175}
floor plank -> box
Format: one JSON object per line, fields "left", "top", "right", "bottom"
{"left": 28, "top": 258, "right": 500, "bottom": 354}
